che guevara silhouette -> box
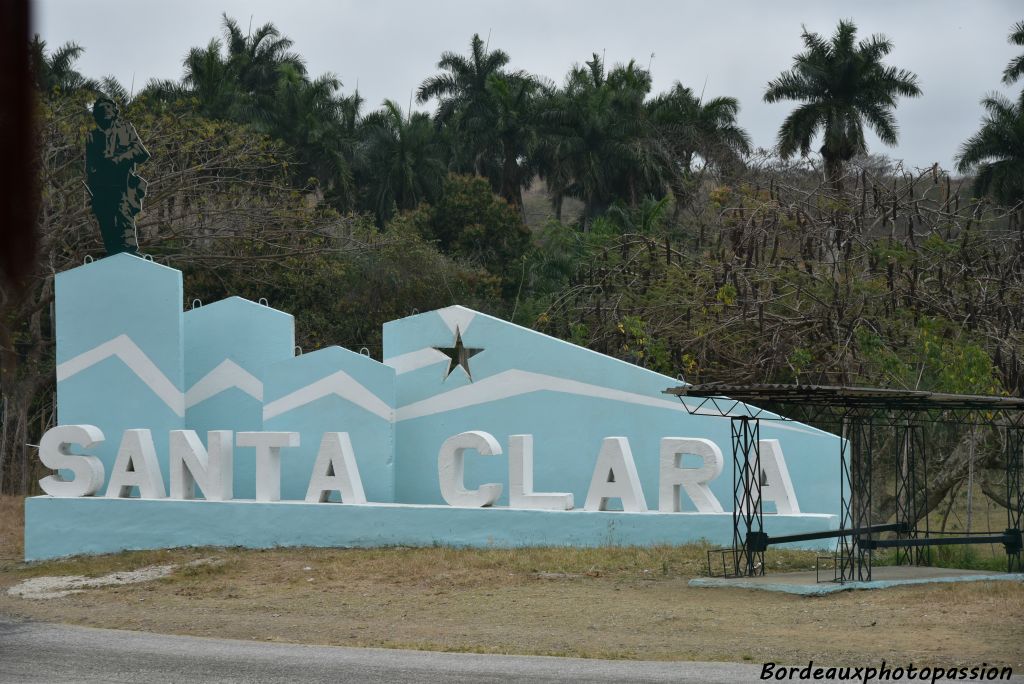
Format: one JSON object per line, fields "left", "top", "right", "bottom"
{"left": 85, "top": 96, "right": 150, "bottom": 256}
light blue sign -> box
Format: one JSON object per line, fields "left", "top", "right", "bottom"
{"left": 25, "top": 255, "right": 841, "bottom": 560}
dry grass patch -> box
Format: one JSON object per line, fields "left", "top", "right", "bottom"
{"left": 0, "top": 498, "right": 1022, "bottom": 665}
{"left": 0, "top": 495, "right": 24, "bottom": 563}
{"left": 1, "top": 545, "right": 1021, "bottom": 665}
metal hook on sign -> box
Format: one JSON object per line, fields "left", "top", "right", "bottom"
{"left": 83, "top": 255, "right": 94, "bottom": 264}
{"left": 295, "top": 345, "right": 303, "bottom": 356}
{"left": 259, "top": 298, "right": 269, "bottom": 307}
{"left": 142, "top": 254, "right": 154, "bottom": 262}
{"left": 359, "top": 347, "right": 370, "bottom": 357}
{"left": 191, "top": 299, "right": 202, "bottom": 309}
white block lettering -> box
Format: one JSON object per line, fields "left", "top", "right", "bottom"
{"left": 38, "top": 424, "right": 106, "bottom": 497}
{"left": 305, "top": 432, "right": 367, "bottom": 504}
{"left": 438, "top": 430, "right": 502, "bottom": 507}
{"left": 584, "top": 437, "right": 647, "bottom": 512}
{"left": 106, "top": 429, "right": 166, "bottom": 499}
{"left": 508, "top": 434, "right": 573, "bottom": 510}
{"left": 236, "top": 431, "right": 299, "bottom": 502}
{"left": 658, "top": 438, "right": 724, "bottom": 513}
{"left": 169, "top": 430, "right": 233, "bottom": 501}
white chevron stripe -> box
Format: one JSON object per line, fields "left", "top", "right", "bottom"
{"left": 393, "top": 369, "right": 820, "bottom": 436}
{"left": 383, "top": 347, "right": 449, "bottom": 375}
{"left": 185, "top": 359, "right": 263, "bottom": 408}
{"left": 56, "top": 334, "right": 185, "bottom": 417}
{"left": 57, "top": 336, "right": 820, "bottom": 438}
{"left": 394, "top": 369, "right": 689, "bottom": 422}
{"left": 262, "top": 370, "right": 393, "bottom": 421}
{"left": 438, "top": 306, "right": 476, "bottom": 335}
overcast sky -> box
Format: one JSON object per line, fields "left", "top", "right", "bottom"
{"left": 34, "top": 1, "right": 1023, "bottom": 171}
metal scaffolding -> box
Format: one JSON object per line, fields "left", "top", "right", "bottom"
{"left": 664, "top": 383, "right": 1024, "bottom": 583}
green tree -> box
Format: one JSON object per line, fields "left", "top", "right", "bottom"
{"left": 360, "top": 100, "right": 446, "bottom": 224}
{"left": 150, "top": 37, "right": 239, "bottom": 119}
{"left": 220, "top": 14, "right": 306, "bottom": 121}
{"left": 1002, "top": 20, "right": 1024, "bottom": 85}
{"left": 487, "top": 72, "right": 551, "bottom": 215}
{"left": 763, "top": 20, "right": 921, "bottom": 191}
{"left": 542, "top": 54, "right": 660, "bottom": 225}
{"left": 955, "top": 93, "right": 1024, "bottom": 204}
{"left": 269, "top": 66, "right": 354, "bottom": 206}
{"left": 145, "top": 15, "right": 358, "bottom": 209}
{"left": 417, "top": 34, "right": 510, "bottom": 177}
{"left": 28, "top": 35, "right": 98, "bottom": 96}
{"left": 414, "top": 174, "right": 530, "bottom": 289}
{"left": 646, "top": 83, "right": 751, "bottom": 211}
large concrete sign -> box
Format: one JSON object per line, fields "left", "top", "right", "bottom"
{"left": 24, "top": 255, "right": 841, "bottom": 560}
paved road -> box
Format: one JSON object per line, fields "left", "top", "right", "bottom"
{"left": 1, "top": 616, "right": 1019, "bottom": 683}
{"left": 0, "top": 615, "right": 764, "bottom": 683}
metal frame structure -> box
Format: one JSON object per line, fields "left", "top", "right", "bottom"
{"left": 731, "top": 417, "right": 763, "bottom": 578}
{"left": 664, "top": 384, "right": 1024, "bottom": 582}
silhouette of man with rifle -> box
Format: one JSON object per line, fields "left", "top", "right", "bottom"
{"left": 85, "top": 96, "right": 150, "bottom": 256}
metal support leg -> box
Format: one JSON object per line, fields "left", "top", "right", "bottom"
{"left": 731, "top": 416, "right": 764, "bottom": 577}
{"left": 836, "top": 417, "right": 854, "bottom": 582}
{"left": 895, "top": 422, "right": 923, "bottom": 566}
{"left": 837, "top": 416, "right": 873, "bottom": 582}
{"left": 1006, "top": 426, "right": 1024, "bottom": 573}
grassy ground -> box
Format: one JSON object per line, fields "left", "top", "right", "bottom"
{"left": 1, "top": 495, "right": 1022, "bottom": 667}
{"left": 0, "top": 495, "right": 24, "bottom": 563}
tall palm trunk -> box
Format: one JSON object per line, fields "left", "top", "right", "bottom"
{"left": 824, "top": 153, "right": 845, "bottom": 195}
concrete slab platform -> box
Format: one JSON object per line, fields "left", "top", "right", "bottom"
{"left": 689, "top": 565, "right": 1024, "bottom": 595}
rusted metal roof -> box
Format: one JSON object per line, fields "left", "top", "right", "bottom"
{"left": 664, "top": 383, "right": 1024, "bottom": 412}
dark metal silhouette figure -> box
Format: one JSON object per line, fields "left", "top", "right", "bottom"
{"left": 85, "top": 97, "right": 150, "bottom": 256}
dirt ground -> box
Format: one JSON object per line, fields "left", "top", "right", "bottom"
{"left": 1, "top": 496, "right": 1022, "bottom": 667}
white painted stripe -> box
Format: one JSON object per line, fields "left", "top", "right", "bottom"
{"left": 185, "top": 359, "right": 263, "bottom": 408}
{"left": 394, "top": 369, "right": 686, "bottom": 421}
{"left": 383, "top": 347, "right": 449, "bottom": 375}
{"left": 55, "top": 336, "right": 823, "bottom": 438}
{"left": 262, "top": 370, "right": 393, "bottom": 421}
{"left": 438, "top": 306, "right": 476, "bottom": 335}
{"left": 393, "top": 369, "right": 821, "bottom": 436}
{"left": 56, "top": 334, "right": 185, "bottom": 417}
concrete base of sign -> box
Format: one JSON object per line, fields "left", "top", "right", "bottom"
{"left": 689, "top": 566, "right": 1024, "bottom": 596}
{"left": 24, "top": 496, "right": 838, "bottom": 561}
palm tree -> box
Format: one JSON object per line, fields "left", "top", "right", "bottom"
{"left": 647, "top": 83, "right": 751, "bottom": 211}
{"left": 153, "top": 16, "right": 361, "bottom": 208}
{"left": 606, "top": 59, "right": 665, "bottom": 206}
{"left": 648, "top": 83, "right": 751, "bottom": 174}
{"left": 221, "top": 14, "right": 306, "bottom": 123}
{"left": 180, "top": 38, "right": 240, "bottom": 120}
{"left": 541, "top": 54, "right": 658, "bottom": 225}
{"left": 170, "top": 15, "right": 307, "bottom": 124}
{"left": 1003, "top": 20, "right": 1024, "bottom": 85}
{"left": 360, "top": 100, "right": 446, "bottom": 225}
{"left": 270, "top": 66, "right": 353, "bottom": 206}
{"left": 763, "top": 20, "right": 921, "bottom": 191}
{"left": 487, "top": 72, "right": 551, "bottom": 214}
{"left": 955, "top": 93, "right": 1024, "bottom": 205}
{"left": 417, "top": 34, "right": 509, "bottom": 178}
{"left": 335, "top": 90, "right": 366, "bottom": 210}
{"left": 29, "top": 35, "right": 98, "bottom": 96}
